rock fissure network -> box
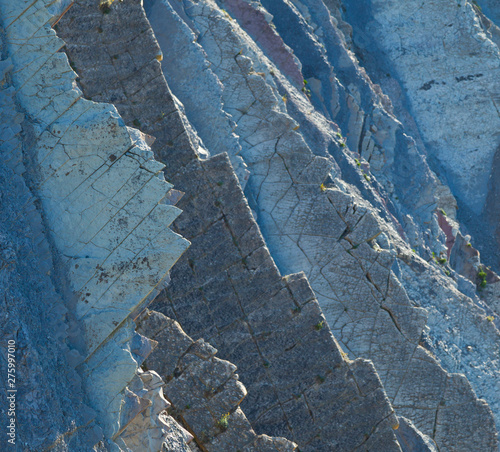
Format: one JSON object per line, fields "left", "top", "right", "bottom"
{"left": 0, "top": 0, "right": 499, "bottom": 451}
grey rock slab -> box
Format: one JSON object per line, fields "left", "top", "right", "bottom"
{"left": 56, "top": 2, "right": 406, "bottom": 450}
{"left": 146, "top": 0, "right": 499, "bottom": 449}
{"left": 138, "top": 310, "right": 297, "bottom": 451}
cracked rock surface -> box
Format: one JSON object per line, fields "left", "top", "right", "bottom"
{"left": 1, "top": 0, "right": 499, "bottom": 450}
{"left": 57, "top": 1, "right": 406, "bottom": 450}
{"left": 0, "top": 0, "right": 189, "bottom": 448}
{"left": 139, "top": 0, "right": 499, "bottom": 449}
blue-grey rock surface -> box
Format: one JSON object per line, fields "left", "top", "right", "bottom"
{"left": 1, "top": 0, "right": 499, "bottom": 450}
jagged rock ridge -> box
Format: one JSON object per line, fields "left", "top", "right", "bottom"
{"left": 0, "top": 0, "right": 499, "bottom": 450}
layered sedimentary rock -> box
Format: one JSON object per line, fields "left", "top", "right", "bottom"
{"left": 57, "top": 2, "right": 407, "bottom": 450}
{"left": 2, "top": 0, "right": 500, "bottom": 450}
{"left": 342, "top": 0, "right": 500, "bottom": 270}
{"left": 0, "top": 52, "right": 99, "bottom": 449}
{"left": 135, "top": 0, "right": 499, "bottom": 449}
{"left": 0, "top": 0, "right": 191, "bottom": 448}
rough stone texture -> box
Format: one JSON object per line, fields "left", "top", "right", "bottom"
{"left": 0, "top": 0, "right": 189, "bottom": 448}
{"left": 395, "top": 417, "right": 438, "bottom": 452}
{"left": 342, "top": 0, "right": 500, "bottom": 271}
{"left": 57, "top": 2, "right": 406, "bottom": 450}
{"left": 138, "top": 310, "right": 297, "bottom": 452}
{"left": 3, "top": 0, "right": 500, "bottom": 450}
{"left": 142, "top": 0, "right": 499, "bottom": 449}
{"left": 153, "top": 154, "right": 402, "bottom": 451}
{"left": 0, "top": 52, "right": 99, "bottom": 449}
{"left": 117, "top": 370, "right": 195, "bottom": 451}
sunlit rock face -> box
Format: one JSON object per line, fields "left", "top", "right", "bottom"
{"left": 1, "top": 0, "right": 500, "bottom": 450}
{"left": 0, "top": 0, "right": 190, "bottom": 448}
{"left": 342, "top": 0, "right": 500, "bottom": 271}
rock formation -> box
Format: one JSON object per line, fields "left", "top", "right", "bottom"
{"left": 1, "top": 0, "right": 499, "bottom": 450}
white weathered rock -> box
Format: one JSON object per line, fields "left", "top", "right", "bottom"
{"left": 118, "top": 370, "right": 194, "bottom": 451}
{"left": 0, "top": 0, "right": 189, "bottom": 447}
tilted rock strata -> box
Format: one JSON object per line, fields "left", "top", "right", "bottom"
{"left": 57, "top": 1, "right": 406, "bottom": 450}
{"left": 343, "top": 0, "right": 500, "bottom": 270}
{"left": 0, "top": 0, "right": 189, "bottom": 447}
{"left": 152, "top": 153, "right": 402, "bottom": 451}
{"left": 0, "top": 55, "right": 99, "bottom": 449}
{"left": 138, "top": 310, "right": 297, "bottom": 452}
{"left": 143, "top": 0, "right": 499, "bottom": 449}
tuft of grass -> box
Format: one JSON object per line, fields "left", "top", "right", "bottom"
{"left": 439, "top": 208, "right": 447, "bottom": 216}
{"left": 314, "top": 320, "right": 325, "bottom": 331}
{"left": 217, "top": 413, "right": 230, "bottom": 431}
{"left": 316, "top": 375, "right": 325, "bottom": 384}
{"left": 478, "top": 268, "right": 487, "bottom": 288}
{"left": 438, "top": 258, "right": 447, "bottom": 265}
{"left": 320, "top": 183, "right": 326, "bottom": 192}
{"left": 487, "top": 316, "right": 494, "bottom": 322}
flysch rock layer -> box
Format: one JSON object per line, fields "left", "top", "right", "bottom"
{"left": 141, "top": 0, "right": 499, "bottom": 449}
{"left": 0, "top": 48, "right": 99, "bottom": 450}
{"left": 138, "top": 310, "right": 297, "bottom": 452}
{"left": 56, "top": 1, "right": 409, "bottom": 450}
{"left": 0, "top": 0, "right": 191, "bottom": 448}
{"left": 249, "top": 0, "right": 500, "bottom": 443}
{"left": 342, "top": 0, "right": 500, "bottom": 271}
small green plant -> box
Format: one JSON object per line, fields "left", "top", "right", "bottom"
{"left": 439, "top": 208, "right": 447, "bottom": 216}
{"left": 217, "top": 181, "right": 224, "bottom": 186}
{"left": 478, "top": 268, "right": 487, "bottom": 288}
{"left": 354, "top": 158, "right": 361, "bottom": 167}
{"left": 336, "top": 132, "right": 342, "bottom": 139}
{"left": 340, "top": 142, "right": 346, "bottom": 148}
{"left": 292, "top": 306, "right": 302, "bottom": 314}
{"left": 363, "top": 173, "right": 371, "bottom": 182}
{"left": 314, "top": 320, "right": 325, "bottom": 331}
{"left": 467, "top": 242, "right": 472, "bottom": 247}
{"left": 438, "top": 258, "right": 447, "bottom": 265}
{"left": 133, "top": 119, "right": 141, "bottom": 128}
{"left": 472, "top": 0, "right": 482, "bottom": 12}
{"left": 301, "top": 80, "right": 311, "bottom": 97}
{"left": 487, "top": 316, "right": 494, "bottom": 322}
{"left": 217, "top": 413, "right": 230, "bottom": 431}
{"left": 320, "top": 183, "right": 326, "bottom": 192}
